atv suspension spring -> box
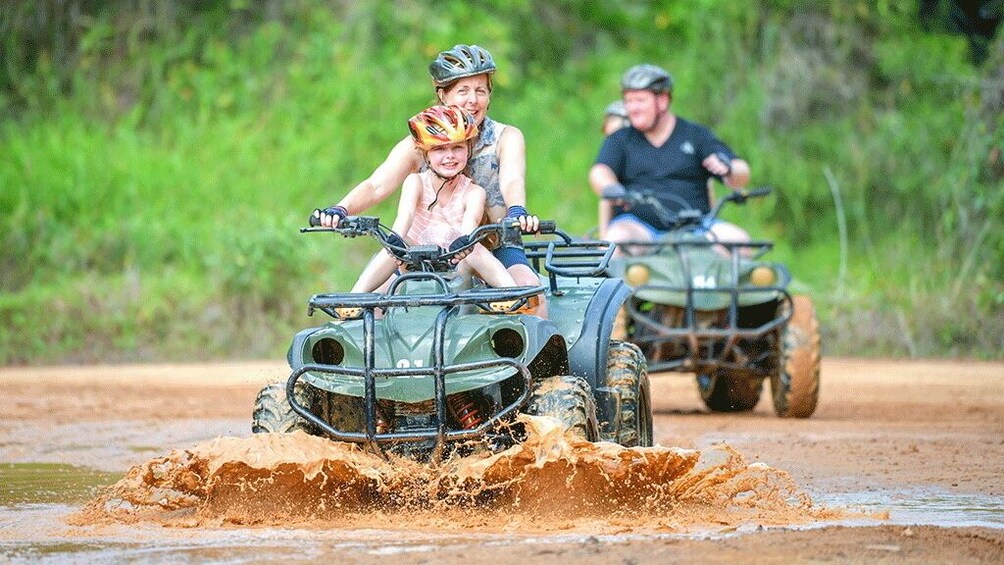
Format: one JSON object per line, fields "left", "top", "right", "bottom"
{"left": 447, "top": 393, "right": 484, "bottom": 430}
{"left": 376, "top": 401, "right": 394, "bottom": 434}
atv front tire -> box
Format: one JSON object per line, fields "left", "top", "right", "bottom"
{"left": 600, "top": 341, "right": 653, "bottom": 447}
{"left": 771, "top": 294, "right": 821, "bottom": 418}
{"left": 697, "top": 371, "right": 763, "bottom": 413}
{"left": 526, "top": 375, "right": 599, "bottom": 442}
{"left": 252, "top": 381, "right": 315, "bottom": 434}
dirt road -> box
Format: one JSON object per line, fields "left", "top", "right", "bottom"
{"left": 1, "top": 358, "right": 1002, "bottom": 563}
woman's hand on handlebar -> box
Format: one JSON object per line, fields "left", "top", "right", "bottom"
{"left": 310, "top": 206, "right": 347, "bottom": 228}
{"left": 517, "top": 214, "right": 540, "bottom": 234}
{"left": 506, "top": 205, "right": 540, "bottom": 234}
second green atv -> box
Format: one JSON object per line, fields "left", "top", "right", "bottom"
{"left": 604, "top": 187, "right": 821, "bottom": 418}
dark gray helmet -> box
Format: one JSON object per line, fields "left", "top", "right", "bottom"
{"left": 429, "top": 44, "right": 497, "bottom": 87}
{"left": 621, "top": 64, "right": 673, "bottom": 94}
{"left": 604, "top": 100, "right": 628, "bottom": 118}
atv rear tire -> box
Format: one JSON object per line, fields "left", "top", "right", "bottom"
{"left": 251, "top": 381, "right": 315, "bottom": 434}
{"left": 599, "top": 341, "right": 653, "bottom": 447}
{"left": 771, "top": 294, "right": 821, "bottom": 418}
{"left": 697, "top": 372, "right": 763, "bottom": 412}
{"left": 526, "top": 375, "right": 599, "bottom": 442}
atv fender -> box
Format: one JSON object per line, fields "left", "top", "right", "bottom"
{"left": 566, "top": 278, "right": 632, "bottom": 390}
{"left": 287, "top": 326, "right": 321, "bottom": 370}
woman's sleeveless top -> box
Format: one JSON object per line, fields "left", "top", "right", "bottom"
{"left": 405, "top": 173, "right": 474, "bottom": 249}
{"left": 467, "top": 116, "right": 508, "bottom": 214}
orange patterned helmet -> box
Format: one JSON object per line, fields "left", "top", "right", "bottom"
{"left": 408, "top": 105, "right": 479, "bottom": 150}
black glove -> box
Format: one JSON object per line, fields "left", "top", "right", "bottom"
{"left": 448, "top": 234, "right": 471, "bottom": 253}
{"left": 505, "top": 205, "right": 529, "bottom": 219}
{"left": 385, "top": 232, "right": 407, "bottom": 258}
{"left": 311, "top": 205, "right": 347, "bottom": 227}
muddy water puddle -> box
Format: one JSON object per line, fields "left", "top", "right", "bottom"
{"left": 1, "top": 415, "right": 997, "bottom": 563}
{"left": 1, "top": 463, "right": 120, "bottom": 505}
{"left": 814, "top": 489, "right": 1004, "bottom": 529}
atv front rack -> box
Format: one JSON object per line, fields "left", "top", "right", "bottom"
{"left": 615, "top": 238, "right": 775, "bottom": 259}
{"left": 292, "top": 272, "right": 543, "bottom": 459}
{"left": 307, "top": 272, "right": 545, "bottom": 318}
{"left": 623, "top": 239, "right": 793, "bottom": 374}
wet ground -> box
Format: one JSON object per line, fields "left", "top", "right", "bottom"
{"left": 1, "top": 358, "right": 1002, "bottom": 563}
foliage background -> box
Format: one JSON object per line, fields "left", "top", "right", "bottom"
{"left": 2, "top": 0, "right": 1002, "bottom": 365}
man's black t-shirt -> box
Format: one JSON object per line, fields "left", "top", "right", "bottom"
{"left": 596, "top": 117, "right": 735, "bottom": 230}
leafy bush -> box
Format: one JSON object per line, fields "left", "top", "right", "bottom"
{"left": 2, "top": 1, "right": 1001, "bottom": 363}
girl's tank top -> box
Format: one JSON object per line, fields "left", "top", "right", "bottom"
{"left": 405, "top": 172, "right": 474, "bottom": 249}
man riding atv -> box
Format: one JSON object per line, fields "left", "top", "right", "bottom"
{"left": 589, "top": 63, "right": 752, "bottom": 252}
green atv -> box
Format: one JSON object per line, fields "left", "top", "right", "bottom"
{"left": 604, "top": 187, "right": 821, "bottom": 418}
{"left": 252, "top": 215, "right": 652, "bottom": 460}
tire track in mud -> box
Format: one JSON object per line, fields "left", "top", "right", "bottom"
{"left": 74, "top": 416, "right": 854, "bottom": 533}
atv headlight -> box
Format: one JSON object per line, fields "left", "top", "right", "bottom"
{"left": 624, "top": 263, "right": 651, "bottom": 287}
{"left": 490, "top": 328, "right": 525, "bottom": 358}
{"left": 750, "top": 266, "right": 776, "bottom": 287}
{"left": 311, "top": 337, "right": 345, "bottom": 365}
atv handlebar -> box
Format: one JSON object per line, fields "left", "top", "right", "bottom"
{"left": 707, "top": 187, "right": 772, "bottom": 220}
{"left": 302, "top": 216, "right": 557, "bottom": 273}
{"left": 604, "top": 186, "right": 772, "bottom": 229}
{"left": 309, "top": 209, "right": 553, "bottom": 234}
{"left": 724, "top": 186, "right": 771, "bottom": 204}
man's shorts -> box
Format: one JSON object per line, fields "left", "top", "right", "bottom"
{"left": 608, "top": 213, "right": 722, "bottom": 239}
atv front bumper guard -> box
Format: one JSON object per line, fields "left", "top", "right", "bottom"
{"left": 290, "top": 273, "right": 543, "bottom": 459}
{"left": 623, "top": 240, "right": 793, "bottom": 374}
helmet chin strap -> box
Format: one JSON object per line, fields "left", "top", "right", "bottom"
{"left": 426, "top": 168, "right": 460, "bottom": 211}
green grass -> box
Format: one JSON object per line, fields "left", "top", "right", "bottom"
{"left": 1, "top": 2, "right": 1002, "bottom": 364}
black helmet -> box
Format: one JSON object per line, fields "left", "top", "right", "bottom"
{"left": 429, "top": 44, "right": 497, "bottom": 88}
{"left": 621, "top": 64, "right": 673, "bottom": 94}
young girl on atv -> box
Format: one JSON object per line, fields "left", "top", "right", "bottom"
{"left": 347, "top": 105, "right": 518, "bottom": 293}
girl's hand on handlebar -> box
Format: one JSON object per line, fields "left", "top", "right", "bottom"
{"left": 448, "top": 234, "right": 473, "bottom": 264}
{"left": 384, "top": 232, "right": 409, "bottom": 264}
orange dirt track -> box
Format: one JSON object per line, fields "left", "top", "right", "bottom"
{"left": 0, "top": 357, "right": 1002, "bottom": 563}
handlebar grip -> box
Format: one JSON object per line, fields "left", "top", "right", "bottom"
{"left": 309, "top": 210, "right": 322, "bottom": 227}
{"left": 746, "top": 187, "right": 772, "bottom": 198}
{"left": 538, "top": 220, "right": 556, "bottom": 234}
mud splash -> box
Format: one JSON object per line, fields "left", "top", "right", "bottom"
{"left": 74, "top": 416, "right": 850, "bottom": 533}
